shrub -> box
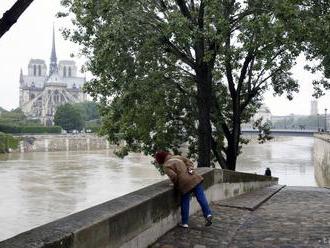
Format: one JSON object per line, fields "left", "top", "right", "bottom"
{"left": 0, "top": 124, "right": 62, "bottom": 134}
{"left": 0, "top": 132, "right": 19, "bottom": 153}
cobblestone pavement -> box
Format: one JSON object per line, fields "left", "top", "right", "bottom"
{"left": 151, "top": 186, "right": 330, "bottom": 248}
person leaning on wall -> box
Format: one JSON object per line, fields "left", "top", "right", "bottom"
{"left": 154, "top": 151, "right": 213, "bottom": 228}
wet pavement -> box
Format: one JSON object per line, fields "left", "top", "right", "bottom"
{"left": 152, "top": 186, "right": 330, "bottom": 248}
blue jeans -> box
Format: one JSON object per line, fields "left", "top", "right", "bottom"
{"left": 181, "top": 183, "right": 212, "bottom": 225}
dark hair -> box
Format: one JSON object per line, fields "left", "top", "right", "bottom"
{"left": 154, "top": 151, "right": 170, "bottom": 165}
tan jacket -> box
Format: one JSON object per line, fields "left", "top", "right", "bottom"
{"left": 164, "top": 155, "right": 203, "bottom": 194}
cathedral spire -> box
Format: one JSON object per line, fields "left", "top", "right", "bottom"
{"left": 49, "top": 25, "right": 58, "bottom": 75}
{"left": 19, "top": 68, "right": 24, "bottom": 85}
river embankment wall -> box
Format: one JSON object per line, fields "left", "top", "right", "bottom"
{"left": 314, "top": 134, "right": 330, "bottom": 187}
{"left": 0, "top": 169, "right": 278, "bottom": 248}
{"left": 13, "top": 134, "right": 113, "bottom": 153}
{"left": 13, "top": 133, "right": 296, "bottom": 153}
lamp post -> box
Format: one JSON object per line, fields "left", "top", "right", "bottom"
{"left": 325, "top": 108, "right": 328, "bottom": 132}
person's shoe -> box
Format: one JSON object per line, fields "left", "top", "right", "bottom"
{"left": 205, "top": 215, "right": 212, "bottom": 226}
{"left": 178, "top": 223, "right": 189, "bottom": 228}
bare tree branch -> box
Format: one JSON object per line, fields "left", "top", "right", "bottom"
{"left": 0, "top": 0, "right": 34, "bottom": 39}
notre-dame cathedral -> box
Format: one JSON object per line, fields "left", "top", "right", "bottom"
{"left": 19, "top": 28, "right": 87, "bottom": 126}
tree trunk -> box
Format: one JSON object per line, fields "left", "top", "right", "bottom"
{"left": 226, "top": 101, "right": 241, "bottom": 171}
{"left": 196, "top": 65, "right": 212, "bottom": 167}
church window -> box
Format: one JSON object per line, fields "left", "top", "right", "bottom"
{"left": 73, "top": 83, "right": 76, "bottom": 89}
{"left": 33, "top": 65, "right": 37, "bottom": 76}
{"left": 68, "top": 67, "right": 72, "bottom": 77}
{"left": 54, "top": 90, "right": 60, "bottom": 103}
{"left": 31, "top": 82, "right": 35, "bottom": 88}
{"left": 38, "top": 65, "right": 41, "bottom": 76}
{"left": 30, "top": 94, "right": 35, "bottom": 100}
{"left": 63, "top": 66, "right": 67, "bottom": 77}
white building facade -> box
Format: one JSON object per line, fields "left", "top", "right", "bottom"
{"left": 311, "top": 100, "right": 318, "bottom": 115}
{"left": 19, "top": 28, "right": 86, "bottom": 126}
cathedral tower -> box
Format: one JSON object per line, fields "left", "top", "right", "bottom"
{"left": 19, "top": 26, "right": 87, "bottom": 126}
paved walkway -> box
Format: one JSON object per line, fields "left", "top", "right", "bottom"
{"left": 152, "top": 186, "right": 330, "bottom": 248}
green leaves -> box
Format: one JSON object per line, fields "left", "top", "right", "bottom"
{"left": 54, "top": 103, "right": 84, "bottom": 132}
{"left": 60, "top": 0, "right": 330, "bottom": 169}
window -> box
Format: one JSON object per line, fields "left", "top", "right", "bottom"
{"left": 54, "top": 90, "right": 60, "bottom": 103}
{"left": 38, "top": 65, "right": 41, "bottom": 76}
{"left": 68, "top": 67, "right": 72, "bottom": 77}
{"left": 33, "top": 65, "right": 36, "bottom": 76}
{"left": 63, "top": 66, "right": 67, "bottom": 77}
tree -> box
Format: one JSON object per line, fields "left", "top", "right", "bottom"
{"left": 0, "top": 0, "right": 34, "bottom": 38}
{"left": 0, "top": 108, "right": 27, "bottom": 124}
{"left": 296, "top": 1, "right": 330, "bottom": 97}
{"left": 72, "top": 101, "right": 100, "bottom": 121}
{"left": 54, "top": 103, "right": 84, "bottom": 132}
{"left": 60, "top": 0, "right": 326, "bottom": 170}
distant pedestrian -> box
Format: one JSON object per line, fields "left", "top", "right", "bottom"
{"left": 154, "top": 151, "right": 213, "bottom": 228}
{"left": 265, "top": 167, "right": 272, "bottom": 177}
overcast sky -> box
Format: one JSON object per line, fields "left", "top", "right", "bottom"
{"left": 0, "top": 0, "right": 329, "bottom": 116}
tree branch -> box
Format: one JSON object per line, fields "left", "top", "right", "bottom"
{"left": 163, "top": 75, "right": 192, "bottom": 96}
{"left": 157, "top": 0, "right": 167, "bottom": 10}
{"left": 237, "top": 51, "right": 254, "bottom": 94}
{"left": 161, "top": 37, "right": 196, "bottom": 69}
{"left": 254, "top": 48, "right": 286, "bottom": 85}
{"left": 0, "top": 0, "right": 34, "bottom": 39}
{"left": 175, "top": 0, "right": 192, "bottom": 21}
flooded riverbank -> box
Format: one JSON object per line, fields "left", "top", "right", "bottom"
{"left": 0, "top": 137, "right": 316, "bottom": 241}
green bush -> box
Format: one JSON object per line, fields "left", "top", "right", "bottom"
{"left": 0, "top": 132, "right": 19, "bottom": 153}
{"left": 0, "top": 124, "right": 62, "bottom": 134}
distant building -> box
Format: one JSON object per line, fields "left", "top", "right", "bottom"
{"left": 311, "top": 100, "right": 318, "bottom": 116}
{"left": 19, "top": 27, "right": 86, "bottom": 126}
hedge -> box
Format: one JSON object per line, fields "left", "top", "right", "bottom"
{"left": 0, "top": 132, "right": 19, "bottom": 153}
{"left": 0, "top": 124, "right": 62, "bottom": 134}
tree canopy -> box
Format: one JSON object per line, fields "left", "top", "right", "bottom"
{"left": 54, "top": 103, "right": 84, "bottom": 132}
{"left": 60, "top": 0, "right": 330, "bottom": 170}
{"left": 73, "top": 101, "right": 100, "bottom": 121}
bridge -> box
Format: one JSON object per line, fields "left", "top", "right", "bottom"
{"left": 242, "top": 128, "right": 318, "bottom": 137}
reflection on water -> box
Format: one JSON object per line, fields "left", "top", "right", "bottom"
{"left": 237, "top": 137, "right": 316, "bottom": 187}
{"left": 0, "top": 150, "right": 163, "bottom": 241}
{"left": 0, "top": 137, "right": 315, "bottom": 241}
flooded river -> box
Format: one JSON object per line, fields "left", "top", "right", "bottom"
{"left": 0, "top": 137, "right": 315, "bottom": 241}
{"left": 237, "top": 137, "right": 316, "bottom": 186}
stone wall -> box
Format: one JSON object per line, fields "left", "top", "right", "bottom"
{"left": 14, "top": 134, "right": 113, "bottom": 153}
{"left": 0, "top": 169, "right": 278, "bottom": 248}
{"left": 314, "top": 134, "right": 330, "bottom": 187}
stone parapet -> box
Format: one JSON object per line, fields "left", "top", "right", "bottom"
{"left": 314, "top": 134, "right": 330, "bottom": 187}
{"left": 0, "top": 169, "right": 278, "bottom": 248}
